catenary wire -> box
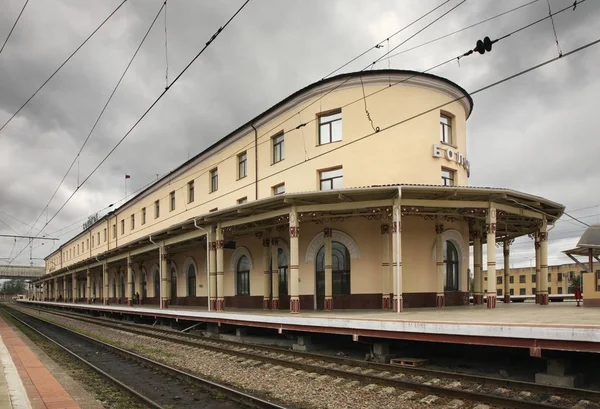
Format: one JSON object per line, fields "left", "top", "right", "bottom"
{"left": 10, "top": 1, "right": 589, "bottom": 264}
{"left": 39, "top": 34, "right": 600, "bottom": 266}
{"left": 23, "top": 1, "right": 167, "bottom": 243}
{"left": 322, "top": 0, "right": 451, "bottom": 79}
{"left": 4, "top": 0, "right": 252, "bottom": 266}
{"left": 0, "top": 0, "right": 30, "bottom": 56}
{"left": 0, "top": 0, "right": 128, "bottom": 136}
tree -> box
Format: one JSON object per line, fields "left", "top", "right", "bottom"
{"left": 568, "top": 275, "right": 582, "bottom": 293}
{"left": 0, "top": 279, "right": 26, "bottom": 295}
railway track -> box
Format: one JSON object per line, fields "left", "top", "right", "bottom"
{"left": 17, "top": 303, "right": 600, "bottom": 409}
{"left": 0, "top": 304, "right": 285, "bottom": 409}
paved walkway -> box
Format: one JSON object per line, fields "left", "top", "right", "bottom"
{"left": 0, "top": 316, "right": 79, "bottom": 409}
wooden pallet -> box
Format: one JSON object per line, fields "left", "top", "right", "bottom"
{"left": 390, "top": 357, "right": 428, "bottom": 367}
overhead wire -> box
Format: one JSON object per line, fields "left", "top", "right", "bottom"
{"left": 23, "top": 1, "right": 167, "bottom": 244}
{"left": 0, "top": 0, "right": 30, "bottom": 56}
{"left": 5, "top": 0, "right": 252, "bottom": 266}
{"left": 0, "top": 0, "right": 128, "bottom": 136}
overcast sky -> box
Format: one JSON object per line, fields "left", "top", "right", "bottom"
{"left": 0, "top": 0, "right": 599, "bottom": 271}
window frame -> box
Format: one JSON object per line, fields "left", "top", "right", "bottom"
{"left": 440, "top": 112, "right": 453, "bottom": 145}
{"left": 210, "top": 168, "right": 218, "bottom": 193}
{"left": 169, "top": 191, "right": 176, "bottom": 211}
{"left": 142, "top": 207, "right": 146, "bottom": 225}
{"left": 519, "top": 275, "right": 526, "bottom": 284}
{"left": 188, "top": 180, "right": 195, "bottom": 203}
{"left": 238, "top": 152, "right": 247, "bottom": 179}
{"left": 318, "top": 109, "right": 342, "bottom": 145}
{"left": 272, "top": 183, "right": 285, "bottom": 196}
{"left": 130, "top": 214, "right": 135, "bottom": 230}
{"left": 120, "top": 220, "right": 125, "bottom": 235}
{"left": 319, "top": 166, "right": 343, "bottom": 191}
{"left": 272, "top": 132, "right": 284, "bottom": 164}
{"left": 441, "top": 167, "right": 455, "bottom": 186}
{"left": 155, "top": 200, "right": 160, "bottom": 218}
{"left": 236, "top": 256, "right": 250, "bottom": 296}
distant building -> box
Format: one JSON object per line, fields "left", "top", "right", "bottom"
{"left": 483, "top": 262, "right": 582, "bottom": 296}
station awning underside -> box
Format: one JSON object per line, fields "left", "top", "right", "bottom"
{"left": 37, "top": 184, "right": 564, "bottom": 282}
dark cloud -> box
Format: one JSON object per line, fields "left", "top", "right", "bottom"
{"left": 0, "top": 0, "right": 598, "bottom": 268}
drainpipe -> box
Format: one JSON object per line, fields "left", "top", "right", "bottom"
{"left": 193, "top": 218, "right": 211, "bottom": 311}
{"left": 396, "top": 186, "right": 402, "bottom": 314}
{"left": 251, "top": 124, "right": 258, "bottom": 201}
{"left": 149, "top": 235, "right": 162, "bottom": 310}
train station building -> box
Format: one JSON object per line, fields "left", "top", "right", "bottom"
{"left": 31, "top": 69, "right": 564, "bottom": 313}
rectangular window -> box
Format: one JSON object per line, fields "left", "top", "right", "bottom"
{"left": 86, "top": 239, "right": 88, "bottom": 250}
{"left": 320, "top": 167, "right": 343, "bottom": 190}
{"left": 441, "top": 167, "right": 455, "bottom": 186}
{"left": 237, "top": 197, "right": 247, "bottom": 204}
{"left": 510, "top": 288, "right": 514, "bottom": 296}
{"left": 558, "top": 287, "right": 563, "bottom": 294}
{"left": 509, "top": 275, "right": 514, "bottom": 284}
{"left": 440, "top": 113, "right": 452, "bottom": 144}
{"left": 103, "top": 228, "right": 107, "bottom": 242}
{"left": 532, "top": 288, "right": 536, "bottom": 294}
{"left": 97, "top": 232, "right": 100, "bottom": 245}
{"left": 155, "top": 200, "right": 160, "bottom": 218}
{"left": 131, "top": 214, "right": 135, "bottom": 229}
{"left": 532, "top": 274, "right": 536, "bottom": 283}
{"left": 519, "top": 275, "right": 526, "bottom": 284}
{"left": 319, "top": 110, "right": 342, "bottom": 145}
{"left": 557, "top": 273, "right": 562, "bottom": 282}
{"left": 238, "top": 152, "right": 247, "bottom": 179}
{"left": 188, "top": 181, "right": 195, "bottom": 203}
{"left": 91, "top": 236, "right": 94, "bottom": 248}
{"left": 548, "top": 287, "right": 552, "bottom": 294}
{"left": 519, "top": 288, "right": 526, "bottom": 295}
{"left": 210, "top": 168, "right": 218, "bottom": 192}
{"left": 497, "top": 289, "right": 502, "bottom": 296}
{"left": 142, "top": 208, "right": 146, "bottom": 225}
{"left": 272, "top": 132, "right": 284, "bottom": 163}
{"left": 272, "top": 183, "right": 285, "bottom": 195}
{"left": 121, "top": 220, "right": 125, "bottom": 235}
{"left": 169, "top": 191, "right": 175, "bottom": 211}
{"left": 112, "top": 224, "right": 116, "bottom": 239}
{"left": 497, "top": 276, "right": 502, "bottom": 285}
{"left": 548, "top": 273, "right": 551, "bottom": 282}
{"left": 77, "top": 244, "right": 79, "bottom": 255}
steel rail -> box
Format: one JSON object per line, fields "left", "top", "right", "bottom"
{"left": 19, "top": 304, "right": 582, "bottom": 409}
{"left": 2, "top": 304, "right": 285, "bottom": 409}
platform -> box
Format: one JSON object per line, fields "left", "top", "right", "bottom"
{"left": 19, "top": 300, "right": 600, "bottom": 354}
{"left": 0, "top": 313, "right": 101, "bottom": 409}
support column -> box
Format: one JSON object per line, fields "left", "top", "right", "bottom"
{"left": 504, "top": 240, "right": 510, "bottom": 303}
{"left": 103, "top": 263, "right": 109, "bottom": 305}
{"left": 136, "top": 263, "right": 143, "bottom": 304}
{"left": 86, "top": 269, "right": 91, "bottom": 303}
{"left": 62, "top": 276, "right": 67, "bottom": 302}
{"left": 324, "top": 227, "right": 333, "bottom": 311}
{"left": 392, "top": 200, "right": 403, "bottom": 312}
{"left": 539, "top": 218, "right": 549, "bottom": 305}
{"left": 472, "top": 227, "right": 483, "bottom": 305}
{"left": 271, "top": 238, "right": 279, "bottom": 310}
{"left": 72, "top": 273, "right": 77, "bottom": 303}
{"left": 486, "top": 207, "right": 497, "bottom": 309}
{"left": 435, "top": 223, "right": 445, "bottom": 308}
{"left": 289, "top": 206, "right": 300, "bottom": 313}
{"left": 381, "top": 224, "right": 391, "bottom": 310}
{"left": 216, "top": 224, "right": 224, "bottom": 311}
{"left": 127, "top": 255, "right": 134, "bottom": 307}
{"left": 535, "top": 233, "right": 541, "bottom": 303}
{"left": 160, "top": 246, "right": 169, "bottom": 309}
{"left": 209, "top": 227, "right": 217, "bottom": 311}
{"left": 54, "top": 277, "right": 58, "bottom": 301}
{"left": 262, "top": 237, "right": 271, "bottom": 309}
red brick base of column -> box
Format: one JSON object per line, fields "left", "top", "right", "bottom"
{"left": 290, "top": 297, "right": 299, "bottom": 313}
{"left": 393, "top": 297, "right": 404, "bottom": 312}
{"left": 272, "top": 298, "right": 279, "bottom": 310}
{"left": 503, "top": 295, "right": 510, "bottom": 303}
{"left": 325, "top": 297, "right": 333, "bottom": 311}
{"left": 262, "top": 298, "right": 270, "bottom": 310}
{"left": 216, "top": 298, "right": 224, "bottom": 311}
{"left": 382, "top": 296, "right": 391, "bottom": 310}
{"left": 436, "top": 294, "right": 445, "bottom": 308}
{"left": 539, "top": 293, "right": 549, "bottom": 305}
{"left": 487, "top": 295, "right": 497, "bottom": 309}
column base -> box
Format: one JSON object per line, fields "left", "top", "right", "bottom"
{"left": 325, "top": 297, "right": 333, "bottom": 311}
{"left": 127, "top": 300, "right": 133, "bottom": 307}
{"left": 161, "top": 299, "right": 168, "bottom": 309}
{"left": 539, "top": 293, "right": 549, "bottom": 305}
{"left": 104, "top": 299, "right": 110, "bottom": 306}
{"left": 290, "top": 297, "right": 300, "bottom": 313}
{"left": 87, "top": 299, "right": 91, "bottom": 304}
{"left": 487, "top": 294, "right": 497, "bottom": 309}
{"left": 393, "top": 296, "right": 404, "bottom": 312}
{"left": 272, "top": 298, "right": 279, "bottom": 310}
{"left": 535, "top": 293, "right": 539, "bottom": 304}
{"left": 216, "top": 298, "right": 224, "bottom": 311}
{"left": 209, "top": 299, "right": 217, "bottom": 311}
{"left": 473, "top": 294, "right": 483, "bottom": 305}
{"left": 503, "top": 295, "right": 510, "bottom": 303}
{"left": 262, "top": 298, "right": 270, "bottom": 310}
{"left": 436, "top": 294, "right": 445, "bottom": 308}
{"left": 382, "top": 296, "right": 391, "bottom": 310}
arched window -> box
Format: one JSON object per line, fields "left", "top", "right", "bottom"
{"left": 111, "top": 276, "right": 116, "bottom": 298}
{"left": 171, "top": 265, "right": 177, "bottom": 302}
{"left": 445, "top": 240, "right": 459, "bottom": 291}
{"left": 187, "top": 264, "right": 196, "bottom": 296}
{"left": 278, "top": 248, "right": 288, "bottom": 297}
{"left": 120, "top": 273, "right": 125, "bottom": 298}
{"left": 154, "top": 269, "right": 160, "bottom": 298}
{"left": 316, "top": 241, "right": 351, "bottom": 308}
{"left": 236, "top": 255, "right": 250, "bottom": 296}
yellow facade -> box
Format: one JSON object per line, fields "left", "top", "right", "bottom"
{"left": 36, "top": 70, "right": 563, "bottom": 311}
